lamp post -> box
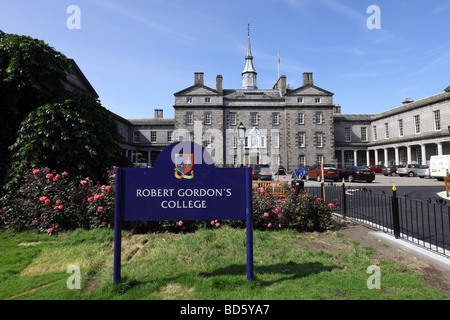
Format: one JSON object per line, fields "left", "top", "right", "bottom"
{"left": 238, "top": 122, "right": 246, "bottom": 167}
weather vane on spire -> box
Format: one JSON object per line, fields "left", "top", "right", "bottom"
{"left": 247, "top": 22, "right": 251, "bottom": 37}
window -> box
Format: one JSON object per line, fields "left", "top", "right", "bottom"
{"left": 373, "top": 126, "right": 377, "bottom": 141}
{"left": 204, "top": 133, "right": 212, "bottom": 148}
{"left": 186, "top": 132, "right": 193, "bottom": 142}
{"left": 230, "top": 113, "right": 237, "bottom": 126}
{"left": 298, "top": 113, "right": 304, "bottom": 124}
{"left": 186, "top": 97, "right": 193, "bottom": 104}
{"left": 315, "top": 112, "right": 322, "bottom": 124}
{"left": 315, "top": 97, "right": 321, "bottom": 103}
{"left": 260, "top": 136, "right": 266, "bottom": 148}
{"left": 344, "top": 127, "right": 351, "bottom": 142}
{"left": 315, "top": 133, "right": 323, "bottom": 148}
{"left": 298, "top": 132, "right": 305, "bottom": 148}
{"left": 414, "top": 115, "right": 420, "bottom": 134}
{"left": 398, "top": 119, "right": 404, "bottom": 137}
{"left": 434, "top": 110, "right": 441, "bottom": 131}
{"left": 204, "top": 112, "right": 211, "bottom": 125}
{"left": 299, "top": 155, "right": 306, "bottom": 167}
{"left": 272, "top": 113, "right": 279, "bottom": 125}
{"left": 317, "top": 155, "right": 324, "bottom": 164}
{"left": 251, "top": 113, "right": 258, "bottom": 126}
{"left": 273, "top": 133, "right": 279, "bottom": 149}
{"left": 384, "top": 123, "right": 389, "bottom": 139}
{"left": 361, "top": 127, "right": 367, "bottom": 142}
{"left": 231, "top": 134, "right": 237, "bottom": 149}
{"left": 297, "top": 97, "right": 304, "bottom": 103}
{"left": 133, "top": 131, "right": 140, "bottom": 143}
{"left": 205, "top": 97, "right": 211, "bottom": 103}
{"left": 186, "top": 113, "right": 193, "bottom": 125}
{"left": 150, "top": 131, "right": 157, "bottom": 143}
{"left": 167, "top": 131, "right": 173, "bottom": 143}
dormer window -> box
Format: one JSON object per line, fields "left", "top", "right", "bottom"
{"left": 186, "top": 97, "right": 193, "bottom": 104}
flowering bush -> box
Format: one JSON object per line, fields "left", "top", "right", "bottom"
{"left": 0, "top": 166, "right": 115, "bottom": 234}
{"left": 1, "top": 167, "right": 337, "bottom": 234}
{"left": 252, "top": 184, "right": 336, "bottom": 231}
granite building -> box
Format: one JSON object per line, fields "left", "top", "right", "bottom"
{"left": 172, "top": 33, "right": 336, "bottom": 170}
{"left": 109, "top": 33, "right": 450, "bottom": 170}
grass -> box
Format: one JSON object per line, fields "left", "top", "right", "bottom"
{"left": 0, "top": 226, "right": 448, "bottom": 300}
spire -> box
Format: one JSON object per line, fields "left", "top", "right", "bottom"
{"left": 242, "top": 23, "right": 257, "bottom": 90}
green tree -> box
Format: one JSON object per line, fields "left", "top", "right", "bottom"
{"left": 6, "top": 93, "right": 131, "bottom": 192}
{"left": 0, "top": 30, "right": 72, "bottom": 186}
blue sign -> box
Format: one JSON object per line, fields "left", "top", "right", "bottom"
{"left": 113, "top": 142, "right": 253, "bottom": 284}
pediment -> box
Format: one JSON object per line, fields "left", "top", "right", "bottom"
{"left": 174, "top": 85, "right": 220, "bottom": 96}
{"left": 286, "top": 85, "right": 333, "bottom": 96}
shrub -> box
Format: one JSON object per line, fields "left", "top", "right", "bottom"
{"left": 0, "top": 166, "right": 115, "bottom": 234}
{"left": 252, "top": 184, "right": 336, "bottom": 232}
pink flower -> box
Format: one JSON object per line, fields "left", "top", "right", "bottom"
{"left": 97, "top": 207, "right": 103, "bottom": 213}
{"left": 105, "top": 186, "right": 111, "bottom": 191}
{"left": 215, "top": 222, "right": 221, "bottom": 228}
{"left": 40, "top": 196, "right": 47, "bottom": 202}
{"left": 80, "top": 180, "right": 87, "bottom": 185}
{"left": 54, "top": 206, "right": 59, "bottom": 210}
{"left": 46, "top": 173, "right": 53, "bottom": 179}
{"left": 87, "top": 197, "right": 94, "bottom": 202}
{"left": 2, "top": 207, "right": 7, "bottom": 211}
{"left": 62, "top": 171, "right": 68, "bottom": 177}
{"left": 328, "top": 203, "right": 335, "bottom": 208}
{"left": 267, "top": 223, "right": 272, "bottom": 228}
{"left": 278, "top": 213, "right": 283, "bottom": 219}
{"left": 56, "top": 200, "right": 61, "bottom": 204}
{"left": 178, "top": 221, "right": 183, "bottom": 227}
{"left": 47, "top": 228, "right": 53, "bottom": 233}
{"left": 94, "top": 194, "right": 100, "bottom": 201}
{"left": 58, "top": 205, "right": 64, "bottom": 210}
{"left": 32, "top": 169, "right": 40, "bottom": 174}
{"left": 100, "top": 222, "right": 106, "bottom": 227}
{"left": 264, "top": 212, "right": 269, "bottom": 218}
{"left": 32, "top": 219, "right": 39, "bottom": 225}
{"left": 44, "top": 199, "right": 51, "bottom": 205}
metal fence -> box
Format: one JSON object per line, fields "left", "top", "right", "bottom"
{"left": 304, "top": 183, "right": 450, "bottom": 258}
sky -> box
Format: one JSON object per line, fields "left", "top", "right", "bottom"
{"left": 1, "top": 0, "right": 450, "bottom": 119}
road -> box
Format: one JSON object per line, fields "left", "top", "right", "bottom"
{"left": 273, "top": 173, "right": 448, "bottom": 203}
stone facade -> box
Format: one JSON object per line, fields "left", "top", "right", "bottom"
{"left": 106, "top": 34, "right": 450, "bottom": 169}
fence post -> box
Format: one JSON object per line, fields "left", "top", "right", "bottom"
{"left": 392, "top": 183, "right": 400, "bottom": 239}
{"left": 342, "top": 178, "right": 347, "bottom": 219}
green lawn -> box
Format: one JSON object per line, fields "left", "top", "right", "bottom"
{"left": 0, "top": 227, "right": 448, "bottom": 300}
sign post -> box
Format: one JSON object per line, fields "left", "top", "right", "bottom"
{"left": 113, "top": 142, "right": 253, "bottom": 284}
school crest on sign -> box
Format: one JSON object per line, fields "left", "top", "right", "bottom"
{"left": 175, "top": 153, "right": 194, "bottom": 179}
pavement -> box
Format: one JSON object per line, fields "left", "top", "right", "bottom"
{"left": 273, "top": 173, "right": 450, "bottom": 270}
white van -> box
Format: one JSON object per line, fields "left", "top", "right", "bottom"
{"left": 430, "top": 155, "right": 450, "bottom": 180}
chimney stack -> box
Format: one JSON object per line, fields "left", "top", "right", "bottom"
{"left": 302, "top": 72, "right": 313, "bottom": 86}
{"left": 194, "top": 72, "right": 204, "bottom": 86}
{"left": 154, "top": 109, "right": 163, "bottom": 119}
{"left": 216, "top": 75, "right": 223, "bottom": 93}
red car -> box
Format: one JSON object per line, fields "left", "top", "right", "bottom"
{"left": 369, "top": 165, "right": 385, "bottom": 174}
{"left": 305, "top": 164, "right": 339, "bottom": 182}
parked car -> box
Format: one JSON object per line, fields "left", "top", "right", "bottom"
{"left": 397, "top": 164, "right": 421, "bottom": 177}
{"left": 368, "top": 165, "right": 385, "bottom": 174}
{"left": 417, "top": 165, "right": 431, "bottom": 178}
{"left": 382, "top": 165, "right": 401, "bottom": 176}
{"left": 305, "top": 164, "right": 339, "bottom": 182}
{"left": 251, "top": 164, "right": 272, "bottom": 180}
{"left": 340, "top": 166, "right": 375, "bottom": 182}
{"left": 274, "top": 165, "right": 287, "bottom": 175}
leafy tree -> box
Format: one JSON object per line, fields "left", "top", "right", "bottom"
{"left": 0, "top": 30, "right": 72, "bottom": 186}
{"left": 6, "top": 93, "right": 132, "bottom": 192}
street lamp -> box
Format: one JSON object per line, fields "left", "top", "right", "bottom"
{"left": 238, "top": 122, "right": 246, "bottom": 167}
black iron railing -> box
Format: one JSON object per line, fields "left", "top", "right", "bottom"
{"left": 303, "top": 183, "right": 450, "bottom": 258}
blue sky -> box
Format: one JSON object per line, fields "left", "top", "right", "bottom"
{"left": 1, "top": 0, "right": 450, "bottom": 119}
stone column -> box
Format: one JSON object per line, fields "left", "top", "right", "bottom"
{"left": 421, "top": 144, "right": 427, "bottom": 165}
